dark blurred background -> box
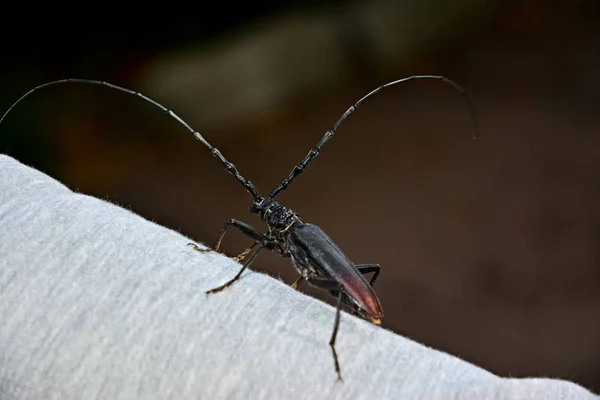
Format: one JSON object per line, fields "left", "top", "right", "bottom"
{"left": 1, "top": 0, "right": 599, "bottom": 392}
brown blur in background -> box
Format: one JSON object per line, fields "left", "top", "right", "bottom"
{"left": 1, "top": 0, "right": 599, "bottom": 393}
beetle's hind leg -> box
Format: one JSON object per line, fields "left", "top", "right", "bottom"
{"left": 356, "top": 263, "right": 380, "bottom": 287}
{"left": 330, "top": 290, "right": 344, "bottom": 381}
{"left": 304, "top": 277, "right": 345, "bottom": 380}
{"left": 188, "top": 219, "right": 264, "bottom": 255}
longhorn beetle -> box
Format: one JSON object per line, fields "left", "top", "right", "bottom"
{"left": 0, "top": 76, "right": 477, "bottom": 380}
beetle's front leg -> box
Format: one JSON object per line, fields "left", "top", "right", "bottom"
{"left": 206, "top": 242, "right": 265, "bottom": 295}
{"left": 188, "top": 219, "right": 265, "bottom": 255}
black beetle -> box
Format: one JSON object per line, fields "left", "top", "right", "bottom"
{"left": 0, "top": 76, "right": 476, "bottom": 380}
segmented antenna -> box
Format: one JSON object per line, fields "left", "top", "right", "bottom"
{"left": 268, "top": 75, "right": 478, "bottom": 199}
{"left": 0, "top": 79, "right": 262, "bottom": 201}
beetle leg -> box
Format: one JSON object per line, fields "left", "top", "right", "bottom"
{"left": 305, "top": 276, "right": 341, "bottom": 291}
{"left": 337, "top": 293, "right": 361, "bottom": 317}
{"left": 332, "top": 292, "right": 365, "bottom": 319}
{"left": 188, "top": 219, "right": 265, "bottom": 254}
{"left": 306, "top": 276, "right": 379, "bottom": 323}
{"left": 330, "top": 290, "right": 344, "bottom": 381}
{"left": 232, "top": 241, "right": 259, "bottom": 262}
{"left": 306, "top": 278, "right": 362, "bottom": 318}
{"left": 206, "top": 243, "right": 264, "bottom": 294}
{"left": 290, "top": 276, "right": 304, "bottom": 290}
{"left": 338, "top": 264, "right": 380, "bottom": 316}
{"left": 355, "top": 263, "right": 380, "bottom": 287}
{"left": 303, "top": 276, "right": 344, "bottom": 380}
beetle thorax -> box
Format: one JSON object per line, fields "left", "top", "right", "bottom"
{"left": 250, "top": 197, "right": 299, "bottom": 232}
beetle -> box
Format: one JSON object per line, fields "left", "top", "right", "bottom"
{"left": 0, "top": 76, "right": 476, "bottom": 380}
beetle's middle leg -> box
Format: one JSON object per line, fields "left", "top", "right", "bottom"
{"left": 304, "top": 273, "right": 375, "bottom": 321}
{"left": 292, "top": 264, "right": 379, "bottom": 293}
{"left": 290, "top": 276, "right": 304, "bottom": 289}
{"left": 188, "top": 219, "right": 264, "bottom": 255}
{"left": 330, "top": 290, "right": 344, "bottom": 381}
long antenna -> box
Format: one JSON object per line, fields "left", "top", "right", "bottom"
{"left": 268, "top": 75, "right": 478, "bottom": 199}
{"left": 0, "top": 79, "right": 262, "bottom": 201}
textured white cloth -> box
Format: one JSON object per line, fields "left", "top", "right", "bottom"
{"left": 0, "top": 154, "right": 597, "bottom": 400}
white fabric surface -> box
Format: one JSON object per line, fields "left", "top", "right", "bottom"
{"left": 0, "top": 154, "right": 597, "bottom": 400}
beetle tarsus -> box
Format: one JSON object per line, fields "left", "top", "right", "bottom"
{"left": 330, "top": 343, "right": 343, "bottom": 382}
{"left": 206, "top": 265, "right": 247, "bottom": 295}
{"left": 187, "top": 243, "right": 214, "bottom": 253}
{"left": 205, "top": 281, "right": 234, "bottom": 295}
{"left": 232, "top": 243, "right": 258, "bottom": 262}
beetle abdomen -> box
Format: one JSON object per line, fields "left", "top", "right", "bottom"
{"left": 287, "top": 223, "right": 383, "bottom": 319}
